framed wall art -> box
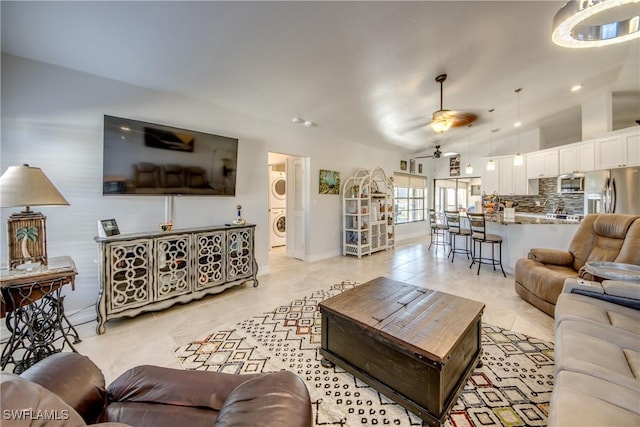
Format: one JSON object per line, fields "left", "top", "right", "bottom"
{"left": 319, "top": 169, "right": 340, "bottom": 195}
{"left": 449, "top": 155, "right": 460, "bottom": 176}
{"left": 400, "top": 160, "right": 407, "bottom": 171}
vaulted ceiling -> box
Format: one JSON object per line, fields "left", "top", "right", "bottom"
{"left": 2, "top": 1, "right": 638, "bottom": 157}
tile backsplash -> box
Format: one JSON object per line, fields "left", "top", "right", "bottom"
{"left": 498, "top": 178, "right": 584, "bottom": 214}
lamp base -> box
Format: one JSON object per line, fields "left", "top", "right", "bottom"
{"left": 7, "top": 211, "right": 48, "bottom": 270}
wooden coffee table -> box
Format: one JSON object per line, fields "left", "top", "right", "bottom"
{"left": 319, "top": 277, "right": 485, "bottom": 427}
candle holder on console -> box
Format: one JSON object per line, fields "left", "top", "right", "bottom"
{"left": 232, "top": 205, "right": 246, "bottom": 225}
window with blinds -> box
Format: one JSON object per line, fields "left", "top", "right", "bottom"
{"left": 393, "top": 173, "right": 427, "bottom": 224}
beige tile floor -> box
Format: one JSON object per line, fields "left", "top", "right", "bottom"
{"left": 65, "top": 237, "right": 551, "bottom": 383}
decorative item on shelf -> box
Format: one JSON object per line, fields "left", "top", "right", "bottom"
{"left": 486, "top": 109, "right": 496, "bottom": 171}
{"left": 552, "top": 0, "right": 640, "bottom": 48}
{"left": 513, "top": 88, "right": 524, "bottom": 166}
{"left": 232, "top": 204, "right": 246, "bottom": 225}
{"left": 0, "top": 164, "right": 69, "bottom": 270}
{"left": 400, "top": 160, "right": 407, "bottom": 171}
{"left": 159, "top": 222, "right": 173, "bottom": 232}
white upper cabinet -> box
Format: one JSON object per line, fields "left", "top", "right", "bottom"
{"left": 595, "top": 128, "right": 640, "bottom": 169}
{"left": 482, "top": 156, "right": 531, "bottom": 196}
{"left": 559, "top": 141, "right": 595, "bottom": 174}
{"left": 526, "top": 148, "right": 559, "bottom": 179}
{"left": 481, "top": 158, "right": 500, "bottom": 195}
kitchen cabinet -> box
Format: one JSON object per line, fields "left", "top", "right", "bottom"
{"left": 595, "top": 129, "right": 640, "bottom": 169}
{"left": 481, "top": 159, "right": 500, "bottom": 194}
{"left": 559, "top": 141, "right": 595, "bottom": 174}
{"left": 526, "top": 148, "right": 559, "bottom": 178}
{"left": 482, "top": 156, "right": 532, "bottom": 196}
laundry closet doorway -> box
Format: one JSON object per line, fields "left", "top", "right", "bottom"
{"left": 268, "top": 152, "right": 308, "bottom": 261}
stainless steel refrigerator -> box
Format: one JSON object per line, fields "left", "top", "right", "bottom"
{"left": 584, "top": 167, "right": 640, "bottom": 215}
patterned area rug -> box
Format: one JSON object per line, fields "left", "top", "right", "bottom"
{"left": 176, "top": 281, "right": 555, "bottom": 427}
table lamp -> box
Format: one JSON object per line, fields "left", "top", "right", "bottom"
{"left": 0, "top": 164, "right": 69, "bottom": 269}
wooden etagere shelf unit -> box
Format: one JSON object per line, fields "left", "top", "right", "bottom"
{"left": 342, "top": 168, "right": 394, "bottom": 258}
{"left": 94, "top": 224, "right": 257, "bottom": 334}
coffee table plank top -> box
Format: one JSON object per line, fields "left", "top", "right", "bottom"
{"left": 320, "top": 277, "right": 484, "bottom": 363}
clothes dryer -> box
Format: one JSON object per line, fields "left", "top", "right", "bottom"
{"left": 270, "top": 171, "right": 286, "bottom": 209}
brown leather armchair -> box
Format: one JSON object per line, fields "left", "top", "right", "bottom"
{"left": 1, "top": 352, "right": 313, "bottom": 427}
{"left": 514, "top": 213, "right": 640, "bottom": 316}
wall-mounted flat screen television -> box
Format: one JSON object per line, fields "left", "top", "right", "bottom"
{"left": 103, "top": 115, "right": 238, "bottom": 196}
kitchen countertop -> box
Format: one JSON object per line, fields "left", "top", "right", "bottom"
{"left": 484, "top": 213, "right": 582, "bottom": 225}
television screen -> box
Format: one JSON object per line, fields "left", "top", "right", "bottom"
{"left": 102, "top": 115, "right": 238, "bottom": 196}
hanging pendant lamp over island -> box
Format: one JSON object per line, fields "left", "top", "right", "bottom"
{"left": 513, "top": 88, "right": 524, "bottom": 167}
{"left": 486, "top": 109, "right": 496, "bottom": 171}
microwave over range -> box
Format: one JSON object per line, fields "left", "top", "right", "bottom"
{"left": 557, "top": 174, "right": 584, "bottom": 193}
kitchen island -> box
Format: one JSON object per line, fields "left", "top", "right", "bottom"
{"left": 481, "top": 213, "right": 580, "bottom": 274}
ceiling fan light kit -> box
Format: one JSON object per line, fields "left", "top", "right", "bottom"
{"left": 552, "top": 0, "right": 640, "bottom": 48}
{"left": 429, "top": 74, "right": 476, "bottom": 135}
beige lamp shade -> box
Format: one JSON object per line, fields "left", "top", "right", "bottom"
{"left": 0, "top": 164, "right": 69, "bottom": 210}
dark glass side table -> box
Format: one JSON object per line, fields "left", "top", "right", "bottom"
{"left": 1, "top": 256, "right": 81, "bottom": 373}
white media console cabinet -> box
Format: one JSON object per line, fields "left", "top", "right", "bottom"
{"left": 94, "top": 224, "right": 257, "bottom": 334}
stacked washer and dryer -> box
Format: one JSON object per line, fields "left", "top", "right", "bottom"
{"left": 269, "top": 168, "right": 286, "bottom": 248}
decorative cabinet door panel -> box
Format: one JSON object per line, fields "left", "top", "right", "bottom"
{"left": 227, "top": 228, "right": 254, "bottom": 281}
{"left": 195, "top": 231, "right": 226, "bottom": 290}
{"left": 155, "top": 234, "right": 191, "bottom": 301}
{"left": 107, "top": 239, "right": 152, "bottom": 313}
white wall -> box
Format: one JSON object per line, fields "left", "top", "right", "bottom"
{"left": 1, "top": 54, "right": 413, "bottom": 319}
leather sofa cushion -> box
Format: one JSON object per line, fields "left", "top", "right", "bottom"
{"left": 603, "top": 280, "right": 640, "bottom": 300}
{"left": 20, "top": 353, "right": 107, "bottom": 424}
{"left": 105, "top": 402, "right": 219, "bottom": 427}
{"left": 108, "top": 365, "right": 261, "bottom": 411}
{"left": 528, "top": 248, "right": 573, "bottom": 266}
{"left": 554, "top": 292, "right": 640, "bottom": 334}
{"left": 593, "top": 214, "right": 638, "bottom": 240}
{"left": 215, "top": 371, "right": 313, "bottom": 427}
{"left": 549, "top": 370, "right": 640, "bottom": 427}
{"left": 515, "top": 258, "right": 577, "bottom": 305}
{"left": 554, "top": 321, "right": 640, "bottom": 391}
{"left": 0, "top": 373, "right": 88, "bottom": 427}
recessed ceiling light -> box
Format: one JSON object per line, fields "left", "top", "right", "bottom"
{"left": 514, "top": 121, "right": 522, "bottom": 128}
{"left": 571, "top": 84, "right": 583, "bottom": 92}
{"left": 292, "top": 117, "right": 304, "bottom": 124}
{"left": 304, "top": 121, "right": 315, "bottom": 128}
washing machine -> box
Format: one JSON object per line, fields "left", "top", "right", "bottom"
{"left": 270, "top": 171, "right": 286, "bottom": 208}
{"left": 270, "top": 208, "right": 286, "bottom": 247}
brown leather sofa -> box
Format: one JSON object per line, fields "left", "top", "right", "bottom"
{"left": 0, "top": 352, "right": 313, "bottom": 427}
{"left": 514, "top": 213, "right": 640, "bottom": 316}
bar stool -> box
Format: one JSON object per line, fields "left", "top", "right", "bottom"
{"left": 467, "top": 212, "right": 506, "bottom": 277}
{"left": 444, "top": 210, "right": 471, "bottom": 262}
{"left": 428, "top": 209, "right": 449, "bottom": 251}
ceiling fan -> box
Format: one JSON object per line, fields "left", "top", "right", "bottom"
{"left": 413, "top": 145, "right": 443, "bottom": 159}
{"left": 430, "top": 74, "right": 477, "bottom": 134}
